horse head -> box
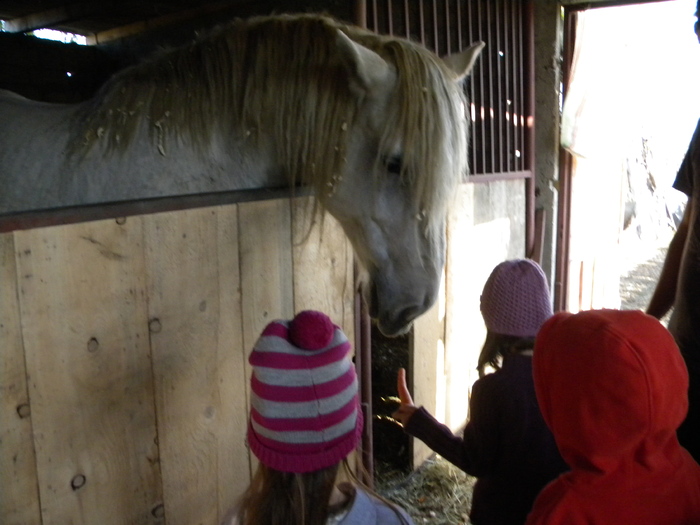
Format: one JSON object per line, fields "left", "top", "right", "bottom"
{"left": 321, "top": 30, "right": 484, "bottom": 336}
{"left": 53, "top": 14, "right": 482, "bottom": 338}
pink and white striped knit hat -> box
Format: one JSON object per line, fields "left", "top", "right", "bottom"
{"left": 247, "top": 310, "right": 363, "bottom": 474}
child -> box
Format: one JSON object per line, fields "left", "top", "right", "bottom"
{"left": 393, "top": 259, "right": 568, "bottom": 525}
{"left": 526, "top": 309, "right": 700, "bottom": 524}
{"left": 223, "top": 310, "right": 413, "bottom": 525}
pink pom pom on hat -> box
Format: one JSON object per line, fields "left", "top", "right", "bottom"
{"left": 480, "top": 259, "right": 553, "bottom": 338}
{"left": 247, "top": 310, "right": 363, "bottom": 473}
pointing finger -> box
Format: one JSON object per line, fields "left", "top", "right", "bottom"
{"left": 397, "top": 368, "right": 414, "bottom": 406}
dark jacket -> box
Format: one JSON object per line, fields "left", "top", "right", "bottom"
{"left": 405, "top": 353, "right": 567, "bottom": 525}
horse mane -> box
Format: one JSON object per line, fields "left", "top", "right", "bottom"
{"left": 74, "top": 13, "right": 467, "bottom": 235}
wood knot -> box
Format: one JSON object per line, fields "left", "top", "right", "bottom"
{"left": 71, "top": 474, "right": 86, "bottom": 490}
{"left": 149, "top": 319, "right": 162, "bottom": 333}
{"left": 16, "top": 404, "right": 30, "bottom": 419}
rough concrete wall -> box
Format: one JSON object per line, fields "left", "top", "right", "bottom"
{"left": 533, "top": 0, "right": 563, "bottom": 294}
{"left": 532, "top": 0, "right": 645, "bottom": 300}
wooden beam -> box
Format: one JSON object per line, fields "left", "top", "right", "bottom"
{"left": 3, "top": 2, "right": 101, "bottom": 33}
{"left": 0, "top": 185, "right": 309, "bottom": 234}
{"left": 87, "top": 0, "right": 254, "bottom": 45}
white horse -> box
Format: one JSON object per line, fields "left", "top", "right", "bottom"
{"left": 0, "top": 14, "right": 483, "bottom": 336}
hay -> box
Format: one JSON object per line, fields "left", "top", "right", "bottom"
{"left": 376, "top": 456, "right": 476, "bottom": 525}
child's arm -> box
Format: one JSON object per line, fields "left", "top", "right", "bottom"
{"left": 393, "top": 369, "right": 498, "bottom": 476}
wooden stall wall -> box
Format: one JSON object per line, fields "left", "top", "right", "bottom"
{"left": 411, "top": 180, "right": 526, "bottom": 465}
{"left": 0, "top": 197, "right": 354, "bottom": 525}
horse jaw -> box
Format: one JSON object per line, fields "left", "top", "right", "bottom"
{"left": 343, "top": 214, "right": 445, "bottom": 338}
{"left": 325, "top": 168, "right": 446, "bottom": 337}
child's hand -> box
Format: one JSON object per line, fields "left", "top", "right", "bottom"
{"left": 392, "top": 368, "right": 418, "bottom": 427}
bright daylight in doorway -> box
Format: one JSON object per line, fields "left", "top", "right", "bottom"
{"left": 563, "top": 0, "right": 700, "bottom": 314}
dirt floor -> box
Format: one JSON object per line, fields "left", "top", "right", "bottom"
{"left": 619, "top": 245, "right": 668, "bottom": 312}
{"left": 374, "top": 244, "right": 669, "bottom": 525}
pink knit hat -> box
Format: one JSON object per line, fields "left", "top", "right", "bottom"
{"left": 247, "top": 310, "right": 363, "bottom": 474}
{"left": 480, "top": 259, "right": 553, "bottom": 338}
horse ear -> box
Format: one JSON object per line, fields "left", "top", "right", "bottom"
{"left": 442, "top": 41, "right": 485, "bottom": 82}
{"left": 335, "top": 30, "right": 393, "bottom": 92}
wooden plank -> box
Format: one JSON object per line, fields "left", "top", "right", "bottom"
{"left": 238, "top": 199, "right": 294, "bottom": 351}
{"left": 212, "top": 206, "right": 250, "bottom": 520}
{"left": 143, "top": 206, "right": 248, "bottom": 525}
{"left": 238, "top": 199, "right": 294, "bottom": 476}
{"left": 291, "top": 199, "right": 355, "bottom": 335}
{"left": 0, "top": 233, "right": 41, "bottom": 524}
{"left": 3, "top": 3, "right": 101, "bottom": 33}
{"left": 14, "top": 218, "right": 161, "bottom": 525}
{"left": 410, "top": 281, "right": 445, "bottom": 468}
{"left": 443, "top": 182, "right": 524, "bottom": 430}
{"left": 291, "top": 199, "right": 358, "bottom": 479}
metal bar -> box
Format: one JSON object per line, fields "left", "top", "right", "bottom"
{"left": 404, "top": 0, "right": 411, "bottom": 39}
{"left": 476, "top": 0, "right": 486, "bottom": 174}
{"left": 503, "top": 0, "right": 512, "bottom": 172}
{"left": 372, "top": 0, "right": 379, "bottom": 31}
{"left": 495, "top": 0, "right": 504, "bottom": 173}
{"left": 518, "top": 0, "right": 525, "bottom": 172}
{"left": 525, "top": 0, "right": 537, "bottom": 264}
{"left": 388, "top": 0, "right": 394, "bottom": 35}
{"left": 355, "top": 0, "right": 367, "bottom": 29}
{"left": 432, "top": 0, "right": 439, "bottom": 53}
{"left": 508, "top": 1, "right": 516, "bottom": 171}
{"left": 0, "top": 186, "right": 310, "bottom": 234}
{"left": 456, "top": 0, "right": 463, "bottom": 51}
{"left": 485, "top": 1, "right": 495, "bottom": 173}
{"left": 445, "top": 0, "right": 452, "bottom": 55}
{"left": 353, "top": 0, "right": 376, "bottom": 486}
{"left": 468, "top": 170, "right": 533, "bottom": 183}
{"left": 466, "top": 0, "right": 478, "bottom": 175}
{"left": 354, "top": 268, "right": 374, "bottom": 487}
{"left": 419, "top": 0, "right": 425, "bottom": 45}
{"left": 510, "top": 0, "right": 519, "bottom": 172}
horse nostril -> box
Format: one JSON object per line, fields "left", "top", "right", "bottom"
{"left": 397, "top": 305, "right": 421, "bottom": 327}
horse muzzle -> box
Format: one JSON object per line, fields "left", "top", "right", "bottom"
{"left": 367, "top": 280, "right": 435, "bottom": 337}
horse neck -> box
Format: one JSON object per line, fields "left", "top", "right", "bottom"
{"left": 0, "top": 93, "right": 288, "bottom": 214}
{"left": 78, "top": 124, "right": 288, "bottom": 202}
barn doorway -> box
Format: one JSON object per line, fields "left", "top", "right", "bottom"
{"left": 560, "top": 0, "right": 700, "bottom": 316}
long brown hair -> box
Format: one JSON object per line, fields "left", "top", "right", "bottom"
{"left": 237, "top": 462, "right": 339, "bottom": 525}
{"left": 236, "top": 458, "right": 411, "bottom": 525}
{"left": 476, "top": 331, "right": 535, "bottom": 378}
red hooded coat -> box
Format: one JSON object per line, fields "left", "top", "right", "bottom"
{"left": 527, "top": 309, "right": 700, "bottom": 524}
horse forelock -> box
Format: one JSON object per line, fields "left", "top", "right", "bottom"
{"left": 73, "top": 13, "right": 467, "bottom": 233}
{"left": 358, "top": 34, "right": 468, "bottom": 239}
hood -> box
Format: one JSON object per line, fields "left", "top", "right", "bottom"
{"left": 533, "top": 309, "right": 688, "bottom": 473}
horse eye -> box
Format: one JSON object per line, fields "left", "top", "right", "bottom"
{"left": 384, "top": 155, "right": 403, "bottom": 175}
